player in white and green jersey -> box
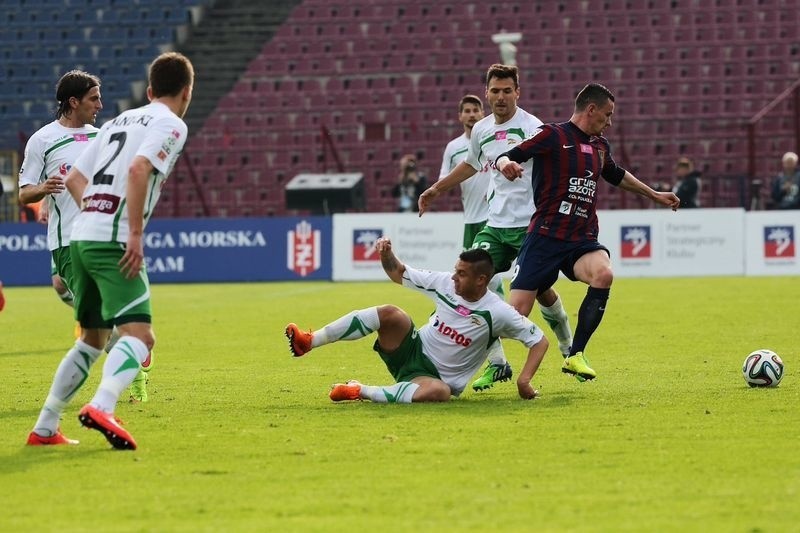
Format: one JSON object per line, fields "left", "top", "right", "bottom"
{"left": 419, "top": 64, "right": 574, "bottom": 390}
{"left": 439, "top": 95, "right": 489, "bottom": 249}
{"left": 27, "top": 53, "right": 194, "bottom": 450}
{"left": 286, "top": 237, "right": 548, "bottom": 402}
{"left": 18, "top": 71, "right": 101, "bottom": 309}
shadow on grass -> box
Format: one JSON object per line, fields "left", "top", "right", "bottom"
{"left": 0, "top": 347, "right": 65, "bottom": 358}
{"left": 0, "top": 445, "right": 118, "bottom": 474}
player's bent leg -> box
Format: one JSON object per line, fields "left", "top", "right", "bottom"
{"left": 409, "top": 376, "right": 451, "bottom": 402}
{"left": 537, "top": 288, "right": 573, "bottom": 357}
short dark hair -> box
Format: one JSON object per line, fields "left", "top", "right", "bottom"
{"left": 149, "top": 52, "right": 194, "bottom": 98}
{"left": 459, "top": 248, "right": 495, "bottom": 279}
{"left": 459, "top": 94, "right": 483, "bottom": 113}
{"left": 574, "top": 83, "right": 615, "bottom": 112}
{"left": 55, "top": 70, "right": 100, "bottom": 119}
{"left": 486, "top": 64, "right": 519, "bottom": 89}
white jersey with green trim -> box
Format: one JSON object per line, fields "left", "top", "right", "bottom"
{"left": 464, "top": 108, "right": 543, "bottom": 228}
{"left": 18, "top": 121, "right": 98, "bottom": 250}
{"left": 403, "top": 265, "right": 544, "bottom": 396}
{"left": 71, "top": 102, "right": 187, "bottom": 243}
{"left": 439, "top": 133, "right": 489, "bottom": 224}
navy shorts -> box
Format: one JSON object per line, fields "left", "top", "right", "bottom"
{"left": 510, "top": 233, "right": 610, "bottom": 292}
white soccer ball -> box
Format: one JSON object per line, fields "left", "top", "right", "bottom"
{"left": 742, "top": 349, "right": 784, "bottom": 388}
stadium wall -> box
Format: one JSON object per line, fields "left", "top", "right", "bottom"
{"left": 0, "top": 211, "right": 797, "bottom": 286}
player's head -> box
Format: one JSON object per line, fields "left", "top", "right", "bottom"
{"left": 782, "top": 151, "right": 798, "bottom": 173}
{"left": 55, "top": 70, "right": 102, "bottom": 125}
{"left": 675, "top": 156, "right": 694, "bottom": 176}
{"left": 452, "top": 248, "right": 495, "bottom": 300}
{"left": 573, "top": 83, "right": 616, "bottom": 136}
{"left": 458, "top": 95, "right": 484, "bottom": 132}
{"left": 485, "top": 64, "right": 520, "bottom": 123}
{"left": 148, "top": 52, "right": 195, "bottom": 117}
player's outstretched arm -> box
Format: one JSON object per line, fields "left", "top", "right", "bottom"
{"left": 618, "top": 171, "right": 681, "bottom": 211}
{"left": 375, "top": 237, "right": 406, "bottom": 284}
{"left": 418, "top": 162, "right": 477, "bottom": 216}
{"left": 517, "top": 336, "right": 549, "bottom": 400}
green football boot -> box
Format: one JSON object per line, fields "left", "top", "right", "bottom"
{"left": 562, "top": 352, "right": 596, "bottom": 381}
{"left": 129, "top": 370, "right": 149, "bottom": 403}
{"left": 471, "top": 362, "right": 513, "bottom": 391}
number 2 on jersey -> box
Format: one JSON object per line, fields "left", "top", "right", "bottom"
{"left": 93, "top": 132, "right": 127, "bottom": 185}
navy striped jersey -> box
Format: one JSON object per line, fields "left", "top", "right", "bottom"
{"left": 501, "top": 121, "right": 626, "bottom": 241}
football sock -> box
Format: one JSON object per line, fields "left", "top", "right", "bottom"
{"left": 360, "top": 382, "right": 419, "bottom": 403}
{"left": 570, "top": 287, "right": 610, "bottom": 355}
{"left": 57, "top": 287, "right": 74, "bottom": 307}
{"left": 90, "top": 336, "right": 150, "bottom": 413}
{"left": 488, "top": 274, "right": 505, "bottom": 298}
{"left": 540, "top": 296, "right": 573, "bottom": 356}
{"left": 32, "top": 340, "right": 102, "bottom": 436}
{"left": 486, "top": 338, "right": 508, "bottom": 366}
{"left": 312, "top": 307, "right": 380, "bottom": 347}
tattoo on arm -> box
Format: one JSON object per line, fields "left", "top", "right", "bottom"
{"left": 381, "top": 254, "right": 400, "bottom": 273}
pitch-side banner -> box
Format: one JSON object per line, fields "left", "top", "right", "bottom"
{"left": 744, "top": 210, "right": 800, "bottom": 275}
{"left": 0, "top": 217, "right": 331, "bottom": 285}
{"left": 598, "top": 208, "right": 745, "bottom": 277}
{"left": 332, "top": 213, "right": 463, "bottom": 281}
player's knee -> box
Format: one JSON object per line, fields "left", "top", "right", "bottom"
{"left": 415, "top": 380, "right": 451, "bottom": 402}
{"left": 377, "top": 304, "right": 407, "bottom": 327}
{"left": 593, "top": 266, "right": 614, "bottom": 288}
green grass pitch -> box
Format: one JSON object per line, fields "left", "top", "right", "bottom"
{"left": 1, "top": 277, "right": 797, "bottom": 531}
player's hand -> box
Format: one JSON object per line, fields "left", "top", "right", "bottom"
{"left": 498, "top": 160, "right": 524, "bottom": 181}
{"left": 655, "top": 191, "right": 681, "bottom": 211}
{"left": 42, "top": 176, "right": 65, "bottom": 195}
{"left": 417, "top": 187, "right": 440, "bottom": 217}
{"left": 375, "top": 237, "right": 392, "bottom": 253}
{"left": 517, "top": 380, "right": 539, "bottom": 400}
{"left": 119, "top": 233, "right": 145, "bottom": 279}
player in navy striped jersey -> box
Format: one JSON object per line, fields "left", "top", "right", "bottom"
{"left": 497, "top": 83, "right": 680, "bottom": 381}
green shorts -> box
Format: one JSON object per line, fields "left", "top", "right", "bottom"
{"left": 463, "top": 220, "right": 487, "bottom": 250}
{"left": 70, "top": 240, "right": 152, "bottom": 328}
{"left": 51, "top": 246, "right": 73, "bottom": 287}
{"left": 373, "top": 323, "right": 441, "bottom": 383}
{"left": 471, "top": 225, "right": 527, "bottom": 274}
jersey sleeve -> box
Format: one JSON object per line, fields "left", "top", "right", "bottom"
{"left": 464, "top": 126, "right": 484, "bottom": 173}
{"left": 136, "top": 116, "right": 188, "bottom": 175}
{"left": 401, "top": 265, "right": 452, "bottom": 300}
{"left": 439, "top": 140, "right": 453, "bottom": 179}
{"left": 599, "top": 137, "right": 626, "bottom": 186}
{"left": 18, "top": 134, "right": 46, "bottom": 187}
{"left": 501, "top": 125, "right": 552, "bottom": 164}
{"left": 495, "top": 305, "right": 544, "bottom": 348}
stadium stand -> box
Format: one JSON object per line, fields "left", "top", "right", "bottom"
{"left": 1, "top": 0, "right": 798, "bottom": 218}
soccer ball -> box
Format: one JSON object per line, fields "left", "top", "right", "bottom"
{"left": 742, "top": 349, "right": 784, "bottom": 388}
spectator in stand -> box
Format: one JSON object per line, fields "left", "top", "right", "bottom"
{"left": 770, "top": 151, "right": 800, "bottom": 210}
{"left": 672, "top": 156, "right": 701, "bottom": 208}
{"left": 392, "top": 154, "right": 427, "bottom": 213}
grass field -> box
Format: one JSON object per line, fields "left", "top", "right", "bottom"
{"left": 1, "top": 277, "right": 798, "bottom": 532}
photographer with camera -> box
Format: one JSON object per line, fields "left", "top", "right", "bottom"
{"left": 392, "top": 154, "right": 427, "bottom": 212}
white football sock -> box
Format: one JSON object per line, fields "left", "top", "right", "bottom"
{"left": 540, "top": 296, "right": 573, "bottom": 356}
{"left": 57, "top": 287, "right": 74, "bottom": 307}
{"left": 360, "top": 382, "right": 419, "bottom": 403}
{"left": 486, "top": 339, "right": 508, "bottom": 366}
{"left": 90, "top": 336, "right": 150, "bottom": 413}
{"left": 311, "top": 307, "right": 380, "bottom": 347}
{"left": 33, "top": 340, "right": 102, "bottom": 436}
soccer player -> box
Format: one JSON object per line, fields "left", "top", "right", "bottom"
{"left": 285, "top": 237, "right": 548, "bottom": 402}
{"left": 419, "top": 64, "right": 573, "bottom": 390}
{"left": 496, "top": 83, "right": 681, "bottom": 381}
{"left": 18, "top": 71, "right": 151, "bottom": 407}
{"left": 439, "top": 94, "right": 489, "bottom": 250}
{"left": 26, "top": 52, "right": 194, "bottom": 449}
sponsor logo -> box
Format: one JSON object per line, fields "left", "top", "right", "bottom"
{"left": 621, "top": 225, "right": 651, "bottom": 259}
{"left": 454, "top": 305, "right": 471, "bottom": 316}
{"left": 157, "top": 150, "right": 168, "bottom": 161}
{"left": 287, "top": 220, "right": 321, "bottom": 277}
{"left": 558, "top": 201, "right": 573, "bottom": 215}
{"left": 171, "top": 129, "right": 181, "bottom": 139}
{"left": 562, "top": 144, "right": 574, "bottom": 149}
{"left": 352, "top": 229, "right": 382, "bottom": 262}
{"left": 495, "top": 130, "right": 507, "bottom": 141}
{"left": 59, "top": 163, "right": 71, "bottom": 176}
{"left": 764, "top": 226, "right": 795, "bottom": 259}
{"left": 580, "top": 144, "right": 593, "bottom": 154}
{"left": 73, "top": 133, "right": 89, "bottom": 142}
{"left": 83, "top": 193, "right": 120, "bottom": 214}
{"left": 567, "top": 173, "right": 597, "bottom": 203}
{"left": 432, "top": 316, "right": 472, "bottom": 347}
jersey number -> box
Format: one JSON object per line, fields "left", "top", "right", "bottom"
{"left": 93, "top": 132, "right": 127, "bottom": 185}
